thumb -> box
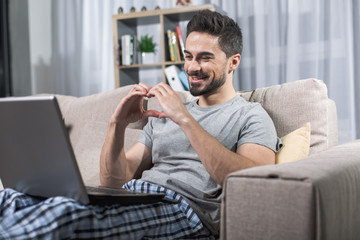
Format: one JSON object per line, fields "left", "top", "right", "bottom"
{"left": 143, "top": 110, "right": 162, "bottom": 119}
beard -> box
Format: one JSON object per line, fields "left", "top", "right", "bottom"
{"left": 188, "top": 70, "right": 227, "bottom": 96}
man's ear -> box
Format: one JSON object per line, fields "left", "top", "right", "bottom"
{"left": 228, "top": 54, "right": 241, "bottom": 73}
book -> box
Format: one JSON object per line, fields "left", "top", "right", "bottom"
{"left": 121, "top": 34, "right": 134, "bottom": 65}
{"left": 129, "top": 35, "right": 134, "bottom": 65}
{"left": 165, "top": 65, "right": 185, "bottom": 91}
{"left": 175, "top": 26, "right": 185, "bottom": 60}
{"left": 132, "top": 34, "right": 137, "bottom": 64}
{"left": 121, "top": 35, "right": 126, "bottom": 65}
{"left": 121, "top": 35, "right": 129, "bottom": 65}
{"left": 171, "top": 31, "right": 181, "bottom": 61}
{"left": 167, "top": 30, "right": 176, "bottom": 61}
{"left": 116, "top": 39, "right": 122, "bottom": 66}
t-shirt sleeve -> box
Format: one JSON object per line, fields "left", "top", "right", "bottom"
{"left": 138, "top": 119, "right": 154, "bottom": 149}
{"left": 237, "top": 104, "right": 282, "bottom": 152}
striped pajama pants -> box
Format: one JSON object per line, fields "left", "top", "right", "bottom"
{"left": 0, "top": 179, "right": 214, "bottom": 239}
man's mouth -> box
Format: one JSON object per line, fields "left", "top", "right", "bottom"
{"left": 188, "top": 73, "right": 209, "bottom": 83}
{"left": 189, "top": 76, "right": 206, "bottom": 83}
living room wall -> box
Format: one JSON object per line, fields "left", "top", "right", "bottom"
{"left": 7, "top": 0, "right": 360, "bottom": 144}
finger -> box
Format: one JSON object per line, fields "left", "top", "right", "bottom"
{"left": 159, "top": 82, "right": 175, "bottom": 94}
{"left": 143, "top": 110, "right": 162, "bottom": 119}
{"left": 146, "top": 91, "right": 156, "bottom": 98}
{"left": 148, "top": 86, "right": 165, "bottom": 98}
{"left": 145, "top": 109, "right": 167, "bottom": 119}
{"left": 130, "top": 85, "right": 145, "bottom": 95}
{"left": 154, "top": 82, "right": 177, "bottom": 97}
{"left": 127, "top": 89, "right": 147, "bottom": 98}
{"left": 132, "top": 83, "right": 149, "bottom": 94}
{"left": 149, "top": 83, "right": 170, "bottom": 96}
{"left": 138, "top": 82, "right": 152, "bottom": 92}
{"left": 158, "top": 112, "right": 167, "bottom": 118}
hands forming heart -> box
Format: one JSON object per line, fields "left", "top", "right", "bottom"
{"left": 111, "top": 82, "right": 190, "bottom": 127}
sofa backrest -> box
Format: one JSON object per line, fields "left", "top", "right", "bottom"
{"left": 239, "top": 78, "right": 338, "bottom": 154}
{"left": 56, "top": 78, "right": 337, "bottom": 187}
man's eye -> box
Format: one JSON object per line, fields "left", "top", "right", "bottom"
{"left": 201, "top": 56, "right": 211, "bottom": 60}
{"left": 185, "top": 55, "right": 192, "bottom": 60}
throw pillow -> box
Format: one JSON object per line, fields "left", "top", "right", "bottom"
{"left": 276, "top": 122, "right": 311, "bottom": 164}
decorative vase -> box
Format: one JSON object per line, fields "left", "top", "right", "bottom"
{"left": 141, "top": 52, "right": 155, "bottom": 64}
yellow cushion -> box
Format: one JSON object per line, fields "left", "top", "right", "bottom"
{"left": 276, "top": 122, "right": 311, "bottom": 164}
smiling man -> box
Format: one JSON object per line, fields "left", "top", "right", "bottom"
{"left": 0, "top": 10, "right": 280, "bottom": 240}
{"left": 100, "top": 10, "right": 280, "bottom": 238}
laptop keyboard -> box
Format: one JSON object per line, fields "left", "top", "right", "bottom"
{"left": 86, "top": 186, "right": 131, "bottom": 195}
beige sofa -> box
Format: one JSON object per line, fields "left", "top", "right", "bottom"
{"left": 44, "top": 79, "right": 360, "bottom": 239}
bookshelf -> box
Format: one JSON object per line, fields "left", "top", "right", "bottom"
{"left": 112, "top": 4, "right": 216, "bottom": 88}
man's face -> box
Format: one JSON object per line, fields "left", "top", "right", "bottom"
{"left": 184, "top": 32, "right": 229, "bottom": 96}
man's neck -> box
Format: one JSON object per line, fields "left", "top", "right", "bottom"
{"left": 197, "top": 88, "right": 237, "bottom": 107}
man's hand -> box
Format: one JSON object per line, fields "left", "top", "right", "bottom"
{"left": 147, "top": 82, "right": 192, "bottom": 125}
{"left": 111, "top": 83, "right": 162, "bottom": 126}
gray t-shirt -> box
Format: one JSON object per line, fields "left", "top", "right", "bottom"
{"left": 139, "top": 95, "right": 280, "bottom": 235}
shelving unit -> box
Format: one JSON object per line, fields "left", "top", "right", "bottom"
{"left": 112, "top": 4, "right": 215, "bottom": 88}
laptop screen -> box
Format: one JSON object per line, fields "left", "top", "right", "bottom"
{"left": 0, "top": 96, "right": 89, "bottom": 203}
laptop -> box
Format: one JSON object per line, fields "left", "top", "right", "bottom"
{"left": 0, "top": 96, "right": 165, "bottom": 205}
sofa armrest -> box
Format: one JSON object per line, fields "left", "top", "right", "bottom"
{"left": 221, "top": 140, "right": 360, "bottom": 240}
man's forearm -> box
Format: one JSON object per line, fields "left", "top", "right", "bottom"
{"left": 179, "top": 116, "right": 266, "bottom": 186}
{"left": 100, "top": 121, "right": 128, "bottom": 188}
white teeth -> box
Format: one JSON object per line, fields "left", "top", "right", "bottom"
{"left": 192, "top": 77, "right": 205, "bottom": 80}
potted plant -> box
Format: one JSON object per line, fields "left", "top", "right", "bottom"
{"left": 138, "top": 34, "right": 157, "bottom": 64}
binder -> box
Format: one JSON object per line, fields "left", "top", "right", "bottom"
{"left": 165, "top": 65, "right": 185, "bottom": 91}
{"left": 178, "top": 70, "right": 189, "bottom": 90}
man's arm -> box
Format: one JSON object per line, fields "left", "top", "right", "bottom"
{"left": 148, "top": 83, "right": 275, "bottom": 186}
{"left": 99, "top": 122, "right": 152, "bottom": 188}
{"left": 100, "top": 83, "right": 160, "bottom": 188}
{"left": 178, "top": 117, "right": 275, "bottom": 186}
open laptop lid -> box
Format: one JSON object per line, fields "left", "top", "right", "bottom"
{"left": 0, "top": 96, "right": 90, "bottom": 204}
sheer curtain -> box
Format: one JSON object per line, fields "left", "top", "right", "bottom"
{"left": 50, "top": 0, "right": 174, "bottom": 97}
{"left": 207, "top": 0, "right": 359, "bottom": 144}
{"left": 51, "top": 0, "right": 115, "bottom": 97}
{"left": 51, "top": 0, "right": 358, "bottom": 144}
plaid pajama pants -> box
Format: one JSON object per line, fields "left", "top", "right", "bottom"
{"left": 0, "top": 179, "right": 214, "bottom": 239}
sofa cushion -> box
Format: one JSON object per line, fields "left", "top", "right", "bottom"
{"left": 74, "top": 121, "right": 142, "bottom": 186}
{"left": 239, "top": 78, "right": 331, "bottom": 154}
{"left": 276, "top": 122, "right": 311, "bottom": 164}
{"left": 73, "top": 120, "right": 107, "bottom": 186}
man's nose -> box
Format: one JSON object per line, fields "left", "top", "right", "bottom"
{"left": 186, "top": 59, "right": 201, "bottom": 72}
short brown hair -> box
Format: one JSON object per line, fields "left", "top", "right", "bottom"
{"left": 186, "top": 10, "right": 243, "bottom": 57}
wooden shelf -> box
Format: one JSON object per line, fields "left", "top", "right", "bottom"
{"left": 112, "top": 4, "right": 215, "bottom": 21}
{"left": 117, "top": 61, "right": 185, "bottom": 69}
{"left": 112, "top": 4, "right": 216, "bottom": 88}
{"left": 118, "top": 63, "right": 163, "bottom": 69}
